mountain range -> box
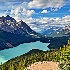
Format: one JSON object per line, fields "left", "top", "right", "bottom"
{"left": 30, "top": 22, "right": 70, "bottom": 37}
{"left": 0, "top": 15, "right": 70, "bottom": 50}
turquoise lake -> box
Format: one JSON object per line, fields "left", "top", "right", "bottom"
{"left": 0, "top": 41, "right": 49, "bottom": 64}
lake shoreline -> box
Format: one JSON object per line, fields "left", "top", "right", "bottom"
{"left": 0, "top": 41, "right": 50, "bottom": 64}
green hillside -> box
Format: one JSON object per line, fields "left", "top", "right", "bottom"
{"left": 0, "top": 39, "right": 70, "bottom": 70}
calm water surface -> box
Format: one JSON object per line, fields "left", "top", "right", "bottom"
{"left": 0, "top": 41, "right": 50, "bottom": 64}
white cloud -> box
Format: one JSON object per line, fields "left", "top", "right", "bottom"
{"left": 69, "top": 10, "right": 70, "bottom": 12}
{"left": 28, "top": 0, "right": 65, "bottom": 9}
{"left": 0, "top": 13, "right": 6, "bottom": 17}
{"left": 21, "top": 15, "right": 70, "bottom": 32}
{"left": 10, "top": 7, "right": 35, "bottom": 19}
{"left": 3, "top": 0, "right": 68, "bottom": 22}
{"left": 51, "top": 8, "right": 58, "bottom": 12}
{"left": 41, "top": 10, "right": 49, "bottom": 13}
{"left": 10, "top": 2, "right": 35, "bottom": 19}
{"left": 26, "top": 10, "right": 35, "bottom": 17}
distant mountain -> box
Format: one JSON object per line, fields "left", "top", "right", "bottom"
{"left": 40, "top": 25, "right": 70, "bottom": 37}
{"left": 30, "top": 21, "right": 70, "bottom": 37}
{"left": 39, "top": 25, "right": 70, "bottom": 49}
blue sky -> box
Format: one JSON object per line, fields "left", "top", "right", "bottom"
{"left": 0, "top": 0, "right": 70, "bottom": 32}
{"left": 0, "top": 0, "right": 70, "bottom": 18}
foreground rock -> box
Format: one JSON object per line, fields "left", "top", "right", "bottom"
{"left": 25, "top": 61, "right": 60, "bottom": 70}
